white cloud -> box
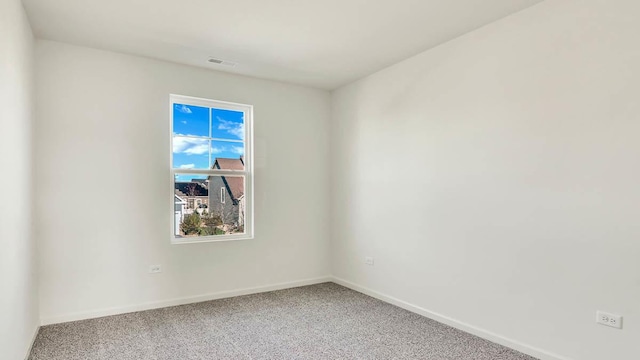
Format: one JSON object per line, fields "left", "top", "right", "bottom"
{"left": 184, "top": 145, "right": 208, "bottom": 155}
{"left": 231, "top": 146, "right": 244, "bottom": 155}
{"left": 210, "top": 146, "right": 225, "bottom": 154}
{"left": 181, "top": 120, "right": 187, "bottom": 124}
{"left": 217, "top": 117, "right": 244, "bottom": 139}
{"left": 173, "top": 136, "right": 208, "bottom": 155}
{"left": 176, "top": 104, "right": 192, "bottom": 114}
{"left": 179, "top": 164, "right": 195, "bottom": 169}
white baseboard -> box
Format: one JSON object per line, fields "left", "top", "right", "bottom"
{"left": 24, "top": 324, "right": 40, "bottom": 360}
{"left": 40, "top": 276, "right": 331, "bottom": 326}
{"left": 39, "top": 275, "right": 569, "bottom": 360}
{"left": 330, "top": 276, "right": 571, "bottom": 360}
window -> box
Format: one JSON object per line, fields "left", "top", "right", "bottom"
{"left": 170, "top": 94, "right": 253, "bottom": 243}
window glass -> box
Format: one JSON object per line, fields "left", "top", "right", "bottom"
{"left": 211, "top": 108, "right": 244, "bottom": 140}
{"left": 172, "top": 103, "right": 209, "bottom": 137}
{"left": 171, "top": 95, "right": 252, "bottom": 242}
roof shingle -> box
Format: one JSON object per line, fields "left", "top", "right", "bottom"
{"left": 213, "top": 157, "right": 245, "bottom": 199}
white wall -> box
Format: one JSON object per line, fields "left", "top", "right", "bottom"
{"left": 35, "top": 40, "right": 331, "bottom": 324}
{"left": 0, "top": 0, "right": 39, "bottom": 359}
{"left": 330, "top": 1, "right": 640, "bottom": 359}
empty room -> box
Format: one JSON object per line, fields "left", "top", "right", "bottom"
{"left": 1, "top": 0, "right": 638, "bottom": 359}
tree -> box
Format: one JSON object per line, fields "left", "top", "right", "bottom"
{"left": 203, "top": 213, "right": 223, "bottom": 228}
{"left": 185, "top": 182, "right": 199, "bottom": 196}
{"left": 184, "top": 182, "right": 201, "bottom": 209}
{"left": 180, "top": 212, "right": 201, "bottom": 235}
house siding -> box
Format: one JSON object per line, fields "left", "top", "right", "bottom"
{"left": 208, "top": 176, "right": 240, "bottom": 225}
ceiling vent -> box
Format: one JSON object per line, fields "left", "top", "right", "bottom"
{"left": 207, "top": 58, "right": 236, "bottom": 67}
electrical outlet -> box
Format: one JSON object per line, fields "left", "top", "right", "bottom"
{"left": 149, "top": 265, "right": 162, "bottom": 273}
{"left": 364, "top": 257, "right": 374, "bottom": 265}
{"left": 596, "top": 311, "right": 622, "bottom": 329}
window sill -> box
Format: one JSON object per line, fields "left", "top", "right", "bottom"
{"left": 171, "top": 234, "right": 254, "bottom": 245}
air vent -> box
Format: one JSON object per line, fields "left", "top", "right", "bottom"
{"left": 207, "top": 58, "right": 237, "bottom": 67}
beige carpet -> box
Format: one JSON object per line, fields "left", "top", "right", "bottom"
{"left": 29, "top": 283, "right": 537, "bottom": 359}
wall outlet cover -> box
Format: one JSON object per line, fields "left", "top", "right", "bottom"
{"left": 596, "top": 311, "right": 622, "bottom": 329}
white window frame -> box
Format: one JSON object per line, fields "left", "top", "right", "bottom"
{"left": 170, "top": 94, "right": 254, "bottom": 244}
{"left": 220, "top": 187, "right": 226, "bottom": 204}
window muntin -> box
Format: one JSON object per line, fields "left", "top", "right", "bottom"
{"left": 170, "top": 95, "right": 253, "bottom": 243}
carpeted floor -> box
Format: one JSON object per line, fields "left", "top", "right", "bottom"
{"left": 29, "top": 283, "right": 537, "bottom": 360}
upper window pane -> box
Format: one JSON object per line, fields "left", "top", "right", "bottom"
{"left": 211, "top": 108, "right": 244, "bottom": 140}
{"left": 173, "top": 136, "right": 210, "bottom": 170}
{"left": 211, "top": 140, "right": 245, "bottom": 169}
{"left": 173, "top": 103, "right": 209, "bottom": 137}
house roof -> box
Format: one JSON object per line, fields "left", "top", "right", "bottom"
{"left": 191, "top": 178, "right": 209, "bottom": 189}
{"left": 214, "top": 157, "right": 244, "bottom": 171}
{"left": 213, "top": 157, "right": 245, "bottom": 200}
{"left": 224, "top": 177, "right": 244, "bottom": 200}
{"left": 175, "top": 182, "right": 208, "bottom": 196}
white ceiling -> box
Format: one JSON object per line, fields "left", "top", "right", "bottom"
{"left": 23, "top": 0, "right": 543, "bottom": 90}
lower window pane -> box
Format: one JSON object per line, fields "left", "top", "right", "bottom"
{"left": 174, "top": 174, "right": 245, "bottom": 237}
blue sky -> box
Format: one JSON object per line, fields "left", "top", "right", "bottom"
{"left": 172, "top": 103, "right": 245, "bottom": 180}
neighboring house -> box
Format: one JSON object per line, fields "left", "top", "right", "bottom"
{"left": 191, "top": 178, "right": 208, "bottom": 186}
{"left": 174, "top": 194, "right": 187, "bottom": 236}
{"left": 208, "top": 157, "right": 245, "bottom": 228}
{"left": 175, "top": 181, "right": 209, "bottom": 214}
{"left": 237, "top": 194, "right": 245, "bottom": 227}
